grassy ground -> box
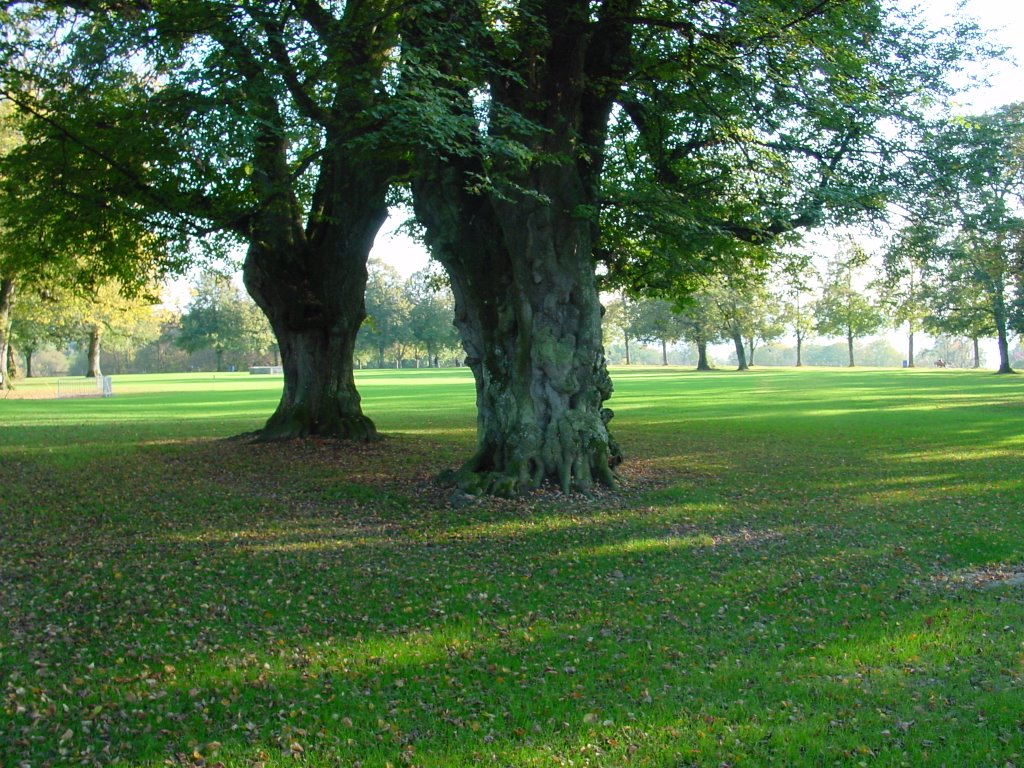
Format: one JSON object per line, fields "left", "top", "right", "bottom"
{"left": 1, "top": 366, "right": 1023, "bottom": 767}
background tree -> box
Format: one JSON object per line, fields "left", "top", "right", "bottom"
{"left": 776, "top": 254, "right": 819, "bottom": 367}
{"left": 405, "top": 267, "right": 458, "bottom": 368}
{"left": 8, "top": 286, "right": 66, "bottom": 378}
{"left": 674, "top": 289, "right": 723, "bottom": 372}
{"left": 74, "top": 282, "right": 163, "bottom": 378}
{"left": 814, "top": 244, "right": 884, "bottom": 367}
{"left": 920, "top": 335, "right": 980, "bottom": 368}
{"left": 708, "top": 274, "right": 783, "bottom": 371}
{"left": 629, "top": 298, "right": 687, "bottom": 366}
{"left": 930, "top": 106, "right": 1024, "bottom": 373}
{"left": 0, "top": 98, "right": 21, "bottom": 388}
{"left": 602, "top": 295, "right": 636, "bottom": 366}
{"left": 133, "top": 317, "right": 192, "bottom": 374}
{"left": 360, "top": 260, "right": 412, "bottom": 369}
{"left": 879, "top": 221, "right": 936, "bottom": 367}
{"left": 893, "top": 104, "right": 1024, "bottom": 373}
{"left": 921, "top": 245, "right": 996, "bottom": 369}
{"left": 176, "top": 272, "right": 261, "bottom": 372}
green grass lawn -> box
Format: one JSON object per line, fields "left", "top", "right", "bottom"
{"left": 2, "top": 366, "right": 1024, "bottom": 766}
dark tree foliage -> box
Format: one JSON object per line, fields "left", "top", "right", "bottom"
{"left": 0, "top": 1, "right": 407, "bottom": 436}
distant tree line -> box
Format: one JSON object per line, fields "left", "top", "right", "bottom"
{"left": 8, "top": 229, "right": 1022, "bottom": 382}
{"left": 604, "top": 227, "right": 1024, "bottom": 370}
{"left": 1, "top": 261, "right": 465, "bottom": 380}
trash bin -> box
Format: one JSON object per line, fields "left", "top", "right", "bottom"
{"left": 902, "top": 360, "right": 908, "bottom": 368}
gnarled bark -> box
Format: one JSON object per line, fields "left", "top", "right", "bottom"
{"left": 242, "top": 175, "right": 387, "bottom": 441}
{"left": 415, "top": 169, "right": 621, "bottom": 497}
{"left": 409, "top": 0, "right": 634, "bottom": 495}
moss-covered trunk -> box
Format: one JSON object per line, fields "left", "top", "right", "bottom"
{"left": 409, "top": 0, "right": 633, "bottom": 495}
{"left": 416, "top": 178, "right": 620, "bottom": 496}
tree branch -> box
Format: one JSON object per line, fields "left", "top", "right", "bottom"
{"left": 245, "top": 5, "right": 332, "bottom": 126}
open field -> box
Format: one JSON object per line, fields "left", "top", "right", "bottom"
{"left": 2, "top": 366, "right": 1024, "bottom": 766}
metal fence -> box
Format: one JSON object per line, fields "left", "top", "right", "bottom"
{"left": 55, "top": 376, "right": 113, "bottom": 399}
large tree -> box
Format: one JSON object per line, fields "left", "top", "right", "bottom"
{"left": 409, "top": 0, "right": 967, "bottom": 494}
{"left": 909, "top": 105, "right": 1024, "bottom": 373}
{"left": 0, "top": 1, "right": 406, "bottom": 436}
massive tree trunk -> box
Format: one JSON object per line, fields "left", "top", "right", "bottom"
{"left": 409, "top": 0, "right": 634, "bottom": 496}
{"left": 661, "top": 339, "right": 668, "bottom": 365}
{"left": 0, "top": 278, "right": 14, "bottom": 390}
{"left": 795, "top": 332, "right": 804, "bottom": 367}
{"left": 696, "top": 339, "right": 712, "bottom": 371}
{"left": 86, "top": 324, "right": 102, "bottom": 378}
{"left": 972, "top": 336, "right": 981, "bottom": 369}
{"left": 907, "top": 328, "right": 915, "bottom": 367}
{"left": 846, "top": 329, "right": 856, "bottom": 367}
{"left": 243, "top": 227, "right": 381, "bottom": 441}
{"left": 241, "top": 122, "right": 390, "bottom": 441}
{"left": 624, "top": 333, "right": 631, "bottom": 365}
{"left": 732, "top": 331, "right": 748, "bottom": 371}
{"left": 415, "top": 173, "right": 620, "bottom": 496}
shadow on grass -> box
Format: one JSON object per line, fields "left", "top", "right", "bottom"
{"left": 4, "top": 480, "right": 1022, "bottom": 765}
{"left": 4, "top": 368, "right": 1024, "bottom": 765}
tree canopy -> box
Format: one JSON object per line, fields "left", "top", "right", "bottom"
{"left": 0, "top": 0, "right": 995, "bottom": 494}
